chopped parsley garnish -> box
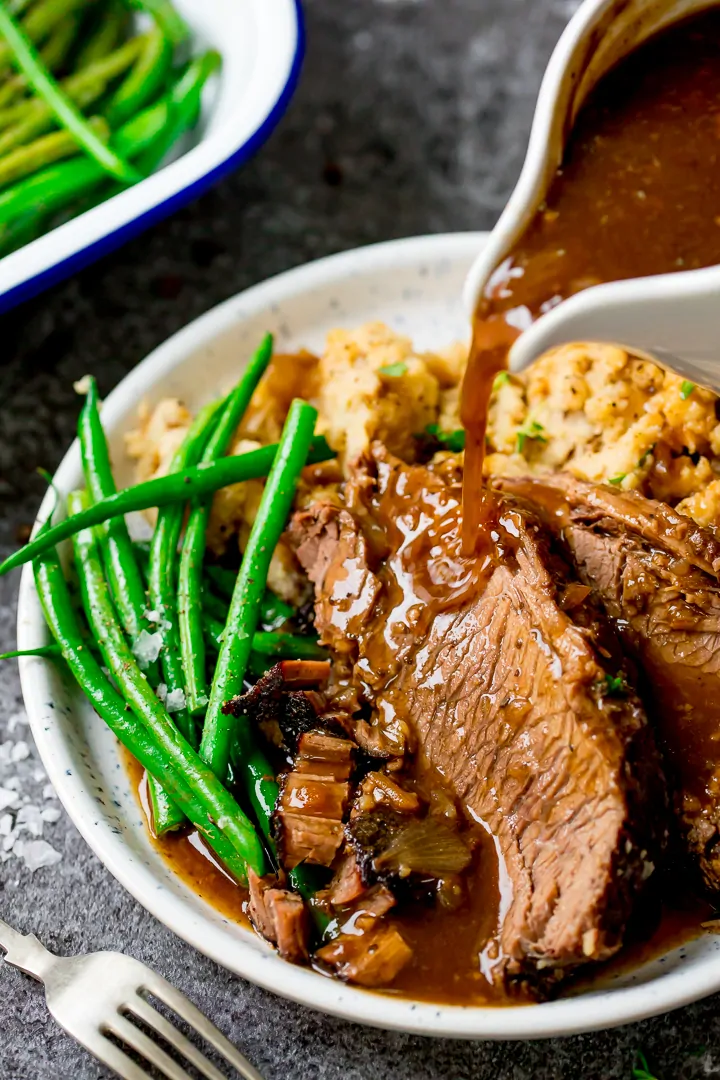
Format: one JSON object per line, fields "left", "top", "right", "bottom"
{"left": 425, "top": 424, "right": 466, "bottom": 452}
{"left": 493, "top": 371, "right": 510, "bottom": 389}
{"left": 680, "top": 380, "right": 695, "bottom": 400}
{"left": 632, "top": 1050, "right": 660, "bottom": 1080}
{"left": 378, "top": 361, "right": 407, "bottom": 378}
{"left": 604, "top": 672, "right": 627, "bottom": 697}
{"left": 637, "top": 445, "right": 655, "bottom": 468}
{"left": 609, "top": 474, "right": 626, "bottom": 486}
{"left": 515, "top": 420, "right": 547, "bottom": 454}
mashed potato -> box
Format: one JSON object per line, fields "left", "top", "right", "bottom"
{"left": 126, "top": 324, "right": 720, "bottom": 544}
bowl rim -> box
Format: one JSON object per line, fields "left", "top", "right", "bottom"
{"left": 17, "top": 231, "right": 720, "bottom": 1040}
{"left": 0, "top": 0, "right": 305, "bottom": 315}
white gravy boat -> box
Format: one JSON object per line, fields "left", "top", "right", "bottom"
{"left": 463, "top": 0, "right": 720, "bottom": 392}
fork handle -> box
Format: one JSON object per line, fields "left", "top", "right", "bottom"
{"left": 0, "top": 917, "right": 57, "bottom": 982}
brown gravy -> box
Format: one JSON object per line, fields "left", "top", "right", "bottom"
{"left": 462, "top": 7, "right": 720, "bottom": 545}
{"left": 122, "top": 748, "right": 713, "bottom": 1005}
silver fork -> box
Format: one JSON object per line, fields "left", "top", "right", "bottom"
{"left": 0, "top": 917, "right": 264, "bottom": 1080}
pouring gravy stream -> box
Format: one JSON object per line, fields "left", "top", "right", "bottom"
{"left": 461, "top": 7, "right": 720, "bottom": 547}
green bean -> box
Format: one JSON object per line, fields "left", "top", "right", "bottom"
{"left": 0, "top": 94, "right": 167, "bottom": 246}
{"left": 120, "top": 0, "right": 188, "bottom": 47}
{"left": 35, "top": 8, "right": 79, "bottom": 69}
{"left": 76, "top": 0, "right": 128, "bottom": 67}
{"left": 104, "top": 25, "right": 171, "bottom": 128}
{"left": 78, "top": 375, "right": 154, "bottom": 659}
{"left": 0, "top": 35, "right": 145, "bottom": 141}
{"left": 36, "top": 502, "right": 265, "bottom": 881}
{"left": 0, "top": 13, "right": 80, "bottom": 108}
{"left": 200, "top": 615, "right": 325, "bottom": 663}
{"left": 200, "top": 401, "right": 319, "bottom": 780}
{"left": 0, "top": 643, "right": 63, "bottom": 660}
{"left": 0, "top": 436, "right": 334, "bottom": 576}
{"left": 19, "top": 0, "right": 90, "bottom": 42}
{"left": 205, "top": 566, "right": 296, "bottom": 631}
{"left": 179, "top": 334, "right": 274, "bottom": 717}
{"left": 0, "top": 114, "right": 108, "bottom": 189}
{"left": 0, "top": 52, "right": 220, "bottom": 253}
{"left": 0, "top": 5, "right": 139, "bottom": 183}
{"left": 0, "top": 0, "right": 91, "bottom": 71}
{"left": 251, "top": 633, "right": 328, "bottom": 661}
{"left": 147, "top": 399, "right": 224, "bottom": 833}
{"left": 7, "top": 0, "right": 35, "bottom": 16}
{"left": 201, "top": 587, "right": 227, "bottom": 623}
{"left": 134, "top": 50, "right": 220, "bottom": 175}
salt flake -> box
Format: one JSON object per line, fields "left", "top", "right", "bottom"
{"left": 11, "top": 741, "right": 29, "bottom": 763}
{"left": 16, "top": 805, "right": 43, "bottom": 837}
{"left": 0, "top": 814, "right": 12, "bottom": 836}
{"left": 7, "top": 711, "right": 27, "bottom": 733}
{"left": 165, "top": 688, "right": 186, "bottom": 713}
{"left": 132, "top": 630, "right": 163, "bottom": 668}
{"left": 41, "top": 808, "right": 61, "bottom": 824}
{"left": 17, "top": 839, "right": 62, "bottom": 872}
{"left": 0, "top": 788, "right": 20, "bottom": 812}
{"left": 42, "top": 784, "right": 55, "bottom": 800}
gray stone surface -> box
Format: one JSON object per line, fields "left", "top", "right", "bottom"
{"left": 0, "top": 0, "right": 717, "bottom": 1076}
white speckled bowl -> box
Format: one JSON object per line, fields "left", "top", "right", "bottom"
{"left": 17, "top": 233, "right": 720, "bottom": 1038}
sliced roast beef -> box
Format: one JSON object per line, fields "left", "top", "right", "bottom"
{"left": 497, "top": 473, "right": 720, "bottom": 892}
{"left": 291, "top": 445, "right": 666, "bottom": 982}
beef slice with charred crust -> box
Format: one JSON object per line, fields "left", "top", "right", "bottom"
{"left": 290, "top": 445, "right": 666, "bottom": 980}
{"left": 498, "top": 472, "right": 720, "bottom": 892}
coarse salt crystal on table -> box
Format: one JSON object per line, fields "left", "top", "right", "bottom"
{"left": 16, "top": 805, "right": 44, "bottom": 837}
{"left": 42, "top": 783, "right": 55, "bottom": 800}
{"left": 10, "top": 741, "right": 29, "bottom": 763}
{"left": 0, "top": 787, "right": 20, "bottom": 812}
{"left": 7, "top": 711, "right": 27, "bottom": 733}
{"left": 41, "top": 807, "right": 61, "bottom": 824}
{"left": 16, "top": 839, "right": 62, "bottom": 872}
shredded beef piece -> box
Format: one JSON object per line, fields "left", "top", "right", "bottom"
{"left": 223, "top": 660, "right": 344, "bottom": 752}
{"left": 315, "top": 922, "right": 412, "bottom": 987}
{"left": 266, "top": 890, "right": 309, "bottom": 963}
{"left": 274, "top": 731, "right": 356, "bottom": 868}
{"left": 328, "top": 852, "right": 366, "bottom": 906}
{"left": 247, "top": 868, "right": 310, "bottom": 963}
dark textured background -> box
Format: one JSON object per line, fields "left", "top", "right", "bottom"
{"left": 0, "top": 1, "right": 717, "bottom": 1076}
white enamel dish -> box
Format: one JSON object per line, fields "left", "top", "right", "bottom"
{"left": 17, "top": 233, "right": 720, "bottom": 1039}
{"left": 0, "top": 0, "right": 303, "bottom": 315}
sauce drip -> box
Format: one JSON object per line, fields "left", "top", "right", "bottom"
{"left": 461, "top": 7, "right": 720, "bottom": 544}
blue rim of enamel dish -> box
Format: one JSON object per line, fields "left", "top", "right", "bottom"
{"left": 0, "top": 0, "right": 306, "bottom": 316}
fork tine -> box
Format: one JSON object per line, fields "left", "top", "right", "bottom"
{"left": 77, "top": 1028, "right": 152, "bottom": 1080}
{"left": 140, "top": 973, "right": 264, "bottom": 1080}
{"left": 107, "top": 1015, "right": 193, "bottom": 1080}
{"left": 126, "top": 997, "right": 228, "bottom": 1080}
